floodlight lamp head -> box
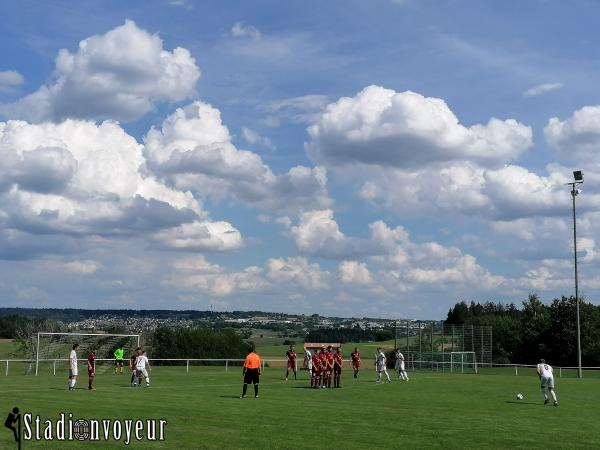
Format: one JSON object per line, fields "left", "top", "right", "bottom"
{"left": 574, "top": 170, "right": 584, "bottom": 182}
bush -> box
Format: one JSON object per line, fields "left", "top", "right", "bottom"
{"left": 151, "top": 327, "right": 251, "bottom": 365}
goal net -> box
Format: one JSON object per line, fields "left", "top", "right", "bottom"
{"left": 394, "top": 320, "right": 492, "bottom": 372}
{"left": 450, "top": 351, "right": 477, "bottom": 373}
{"left": 35, "top": 332, "right": 140, "bottom": 376}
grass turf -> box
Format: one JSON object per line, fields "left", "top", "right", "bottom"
{"left": 0, "top": 364, "right": 598, "bottom": 449}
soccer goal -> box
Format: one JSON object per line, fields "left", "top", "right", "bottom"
{"left": 450, "top": 351, "right": 477, "bottom": 374}
{"left": 35, "top": 332, "right": 140, "bottom": 376}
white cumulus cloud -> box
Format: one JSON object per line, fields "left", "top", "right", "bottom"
{"left": 338, "top": 260, "right": 373, "bottom": 285}
{"left": 145, "top": 101, "right": 331, "bottom": 214}
{"left": 153, "top": 220, "right": 243, "bottom": 251}
{"left": 307, "top": 85, "right": 532, "bottom": 169}
{"left": 545, "top": 105, "right": 600, "bottom": 162}
{"left": 0, "top": 117, "right": 249, "bottom": 259}
{"left": 2, "top": 20, "right": 200, "bottom": 123}
{"left": 266, "top": 257, "right": 330, "bottom": 290}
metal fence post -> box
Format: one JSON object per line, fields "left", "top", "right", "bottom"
{"left": 430, "top": 322, "right": 434, "bottom": 371}
{"left": 515, "top": 365, "right": 518, "bottom": 376}
{"left": 226, "top": 360, "right": 228, "bottom": 373}
{"left": 559, "top": 367, "right": 562, "bottom": 378}
{"left": 186, "top": 359, "right": 189, "bottom": 373}
{"left": 418, "top": 320, "right": 422, "bottom": 369}
{"left": 5, "top": 360, "right": 8, "bottom": 376}
{"left": 53, "top": 360, "right": 56, "bottom": 376}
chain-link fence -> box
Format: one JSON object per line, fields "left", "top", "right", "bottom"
{"left": 394, "top": 321, "right": 492, "bottom": 369}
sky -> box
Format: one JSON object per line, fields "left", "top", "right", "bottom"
{"left": 1, "top": 0, "right": 600, "bottom": 319}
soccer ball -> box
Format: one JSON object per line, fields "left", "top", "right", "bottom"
{"left": 516, "top": 393, "right": 524, "bottom": 400}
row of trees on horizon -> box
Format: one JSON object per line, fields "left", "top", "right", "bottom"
{"left": 2, "top": 293, "right": 599, "bottom": 366}
{"left": 445, "top": 295, "right": 600, "bottom": 366}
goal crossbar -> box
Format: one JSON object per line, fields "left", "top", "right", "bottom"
{"left": 35, "top": 332, "right": 140, "bottom": 376}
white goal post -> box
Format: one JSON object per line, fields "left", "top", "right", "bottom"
{"left": 35, "top": 332, "right": 140, "bottom": 376}
{"left": 450, "top": 351, "right": 477, "bottom": 374}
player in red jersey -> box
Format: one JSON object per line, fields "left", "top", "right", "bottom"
{"left": 311, "top": 349, "right": 322, "bottom": 388}
{"left": 318, "top": 348, "right": 327, "bottom": 389}
{"left": 325, "top": 346, "right": 334, "bottom": 388}
{"left": 87, "top": 348, "right": 97, "bottom": 391}
{"left": 333, "top": 347, "right": 343, "bottom": 388}
{"left": 285, "top": 345, "right": 297, "bottom": 380}
{"left": 351, "top": 347, "right": 361, "bottom": 378}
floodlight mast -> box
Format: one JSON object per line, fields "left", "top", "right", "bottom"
{"left": 568, "top": 170, "right": 584, "bottom": 379}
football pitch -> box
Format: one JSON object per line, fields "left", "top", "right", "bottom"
{"left": 0, "top": 366, "right": 598, "bottom": 449}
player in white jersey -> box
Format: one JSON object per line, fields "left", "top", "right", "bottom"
{"left": 394, "top": 349, "right": 409, "bottom": 381}
{"left": 536, "top": 359, "right": 558, "bottom": 406}
{"left": 68, "top": 343, "right": 79, "bottom": 391}
{"left": 304, "top": 349, "right": 313, "bottom": 372}
{"left": 134, "top": 351, "right": 151, "bottom": 387}
{"left": 375, "top": 348, "right": 391, "bottom": 383}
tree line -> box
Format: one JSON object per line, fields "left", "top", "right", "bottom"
{"left": 306, "top": 327, "right": 394, "bottom": 343}
{"left": 149, "top": 327, "right": 251, "bottom": 363}
{"left": 445, "top": 294, "right": 600, "bottom": 366}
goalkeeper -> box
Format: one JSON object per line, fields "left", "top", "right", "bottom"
{"left": 114, "top": 347, "right": 125, "bottom": 374}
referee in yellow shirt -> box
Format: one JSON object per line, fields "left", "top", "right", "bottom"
{"left": 240, "top": 347, "right": 262, "bottom": 399}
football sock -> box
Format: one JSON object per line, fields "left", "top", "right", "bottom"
{"left": 541, "top": 388, "right": 547, "bottom": 400}
{"left": 242, "top": 383, "right": 248, "bottom": 397}
{"left": 550, "top": 390, "right": 557, "bottom": 402}
{"left": 145, "top": 377, "right": 150, "bottom": 384}
{"left": 254, "top": 384, "right": 259, "bottom": 396}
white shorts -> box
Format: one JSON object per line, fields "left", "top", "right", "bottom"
{"left": 306, "top": 361, "right": 312, "bottom": 371}
{"left": 377, "top": 364, "right": 387, "bottom": 372}
{"left": 136, "top": 368, "right": 148, "bottom": 378}
{"left": 540, "top": 375, "right": 554, "bottom": 389}
{"left": 69, "top": 368, "right": 78, "bottom": 377}
{"left": 396, "top": 362, "right": 405, "bottom": 371}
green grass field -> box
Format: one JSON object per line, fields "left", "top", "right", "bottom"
{"left": 1, "top": 363, "right": 599, "bottom": 449}
{"left": 0, "top": 339, "right": 19, "bottom": 359}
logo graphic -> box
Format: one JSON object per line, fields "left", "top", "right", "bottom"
{"left": 73, "top": 419, "right": 90, "bottom": 441}
{"left": 5, "top": 408, "right": 166, "bottom": 446}
{"left": 4, "top": 407, "right": 21, "bottom": 448}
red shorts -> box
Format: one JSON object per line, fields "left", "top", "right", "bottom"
{"left": 352, "top": 361, "right": 360, "bottom": 368}
{"left": 287, "top": 361, "right": 295, "bottom": 369}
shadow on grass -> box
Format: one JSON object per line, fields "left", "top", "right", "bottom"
{"left": 219, "top": 395, "right": 245, "bottom": 399}
{"left": 505, "top": 400, "right": 541, "bottom": 406}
